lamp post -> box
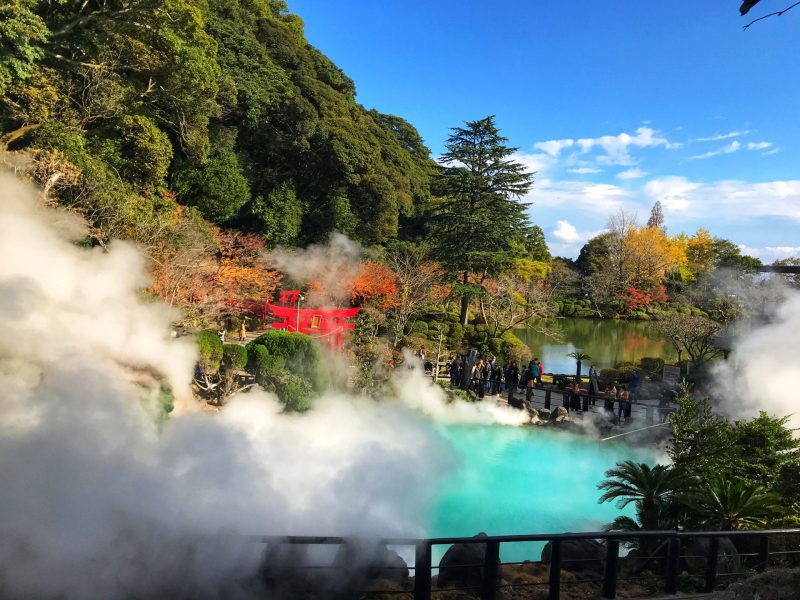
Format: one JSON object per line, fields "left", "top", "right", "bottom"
{"left": 295, "top": 294, "right": 305, "bottom": 332}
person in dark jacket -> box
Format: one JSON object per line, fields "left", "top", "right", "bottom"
{"left": 505, "top": 360, "right": 520, "bottom": 407}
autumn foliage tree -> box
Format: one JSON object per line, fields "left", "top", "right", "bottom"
{"left": 351, "top": 260, "right": 398, "bottom": 310}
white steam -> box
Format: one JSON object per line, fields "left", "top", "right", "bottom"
{"left": 268, "top": 232, "right": 362, "bottom": 308}
{"left": 0, "top": 175, "right": 458, "bottom": 598}
{"left": 713, "top": 291, "right": 800, "bottom": 429}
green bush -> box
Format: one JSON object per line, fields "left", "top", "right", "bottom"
{"left": 227, "top": 315, "right": 242, "bottom": 333}
{"left": 222, "top": 343, "right": 248, "bottom": 371}
{"left": 407, "top": 321, "right": 428, "bottom": 334}
{"left": 247, "top": 330, "right": 322, "bottom": 390}
{"left": 248, "top": 344, "right": 286, "bottom": 385}
{"left": 638, "top": 357, "right": 665, "bottom": 376}
{"left": 276, "top": 374, "right": 313, "bottom": 412}
{"left": 599, "top": 368, "right": 620, "bottom": 388}
{"left": 197, "top": 329, "right": 223, "bottom": 375}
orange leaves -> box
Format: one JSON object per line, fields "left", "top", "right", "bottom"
{"left": 214, "top": 229, "right": 281, "bottom": 301}
{"left": 619, "top": 285, "right": 667, "bottom": 311}
{"left": 351, "top": 260, "right": 398, "bottom": 310}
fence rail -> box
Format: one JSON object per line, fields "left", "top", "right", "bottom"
{"left": 252, "top": 528, "right": 800, "bottom": 599}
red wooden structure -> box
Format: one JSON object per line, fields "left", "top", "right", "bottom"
{"left": 267, "top": 290, "right": 359, "bottom": 351}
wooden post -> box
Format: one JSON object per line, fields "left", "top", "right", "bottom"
{"left": 757, "top": 535, "right": 770, "bottom": 572}
{"left": 480, "top": 541, "right": 500, "bottom": 600}
{"left": 602, "top": 539, "right": 619, "bottom": 599}
{"left": 545, "top": 389, "right": 551, "bottom": 409}
{"left": 414, "top": 541, "right": 431, "bottom": 600}
{"left": 704, "top": 537, "right": 719, "bottom": 593}
{"left": 665, "top": 536, "right": 680, "bottom": 595}
{"left": 646, "top": 406, "right": 654, "bottom": 425}
{"left": 548, "top": 539, "right": 561, "bottom": 600}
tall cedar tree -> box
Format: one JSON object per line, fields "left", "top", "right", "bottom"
{"left": 432, "top": 116, "right": 533, "bottom": 325}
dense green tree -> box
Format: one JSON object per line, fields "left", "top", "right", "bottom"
{"left": 246, "top": 181, "right": 303, "bottom": 246}
{"left": 713, "top": 237, "right": 762, "bottom": 270}
{"left": 668, "top": 385, "right": 734, "bottom": 479}
{"left": 0, "top": 0, "right": 48, "bottom": 96}
{"left": 575, "top": 233, "right": 613, "bottom": 276}
{"left": 431, "top": 116, "right": 534, "bottom": 325}
{"left": 519, "top": 224, "right": 551, "bottom": 262}
{"left": 173, "top": 128, "right": 251, "bottom": 223}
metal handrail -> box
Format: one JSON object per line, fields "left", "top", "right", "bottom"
{"left": 252, "top": 527, "right": 800, "bottom": 600}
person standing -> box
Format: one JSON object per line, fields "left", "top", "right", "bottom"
{"left": 629, "top": 371, "right": 640, "bottom": 404}
{"left": 618, "top": 385, "right": 630, "bottom": 422}
{"left": 217, "top": 326, "right": 226, "bottom": 343}
{"left": 526, "top": 359, "right": 540, "bottom": 404}
{"left": 588, "top": 365, "right": 599, "bottom": 407}
{"left": 505, "top": 360, "right": 520, "bottom": 406}
{"left": 239, "top": 319, "right": 247, "bottom": 342}
{"left": 536, "top": 358, "right": 544, "bottom": 386}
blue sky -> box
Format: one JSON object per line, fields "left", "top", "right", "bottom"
{"left": 292, "top": 0, "right": 800, "bottom": 259}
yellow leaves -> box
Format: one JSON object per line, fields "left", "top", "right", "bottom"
{"left": 622, "top": 226, "right": 686, "bottom": 287}
{"left": 514, "top": 258, "right": 551, "bottom": 283}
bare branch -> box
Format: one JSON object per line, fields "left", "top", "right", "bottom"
{"left": 743, "top": 1, "right": 800, "bottom": 30}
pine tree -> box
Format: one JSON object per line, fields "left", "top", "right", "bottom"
{"left": 646, "top": 200, "right": 666, "bottom": 231}
{"left": 431, "top": 116, "right": 534, "bottom": 325}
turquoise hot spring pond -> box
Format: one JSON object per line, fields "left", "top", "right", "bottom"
{"left": 427, "top": 423, "right": 660, "bottom": 562}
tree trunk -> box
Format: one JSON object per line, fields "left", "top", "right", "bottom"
{"left": 460, "top": 270, "right": 470, "bottom": 325}
{"left": 576, "top": 360, "right": 582, "bottom": 383}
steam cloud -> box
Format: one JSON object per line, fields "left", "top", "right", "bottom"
{"left": 0, "top": 175, "right": 458, "bottom": 598}
{"left": 268, "top": 232, "right": 363, "bottom": 308}
{"left": 713, "top": 291, "right": 800, "bottom": 429}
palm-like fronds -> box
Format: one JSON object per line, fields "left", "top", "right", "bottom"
{"left": 686, "top": 475, "right": 783, "bottom": 530}
{"left": 567, "top": 351, "right": 592, "bottom": 362}
{"left": 598, "top": 461, "right": 693, "bottom": 531}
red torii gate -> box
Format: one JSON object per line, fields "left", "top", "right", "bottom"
{"left": 267, "top": 290, "right": 359, "bottom": 351}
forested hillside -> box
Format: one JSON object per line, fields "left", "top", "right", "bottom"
{"left": 1, "top": 0, "right": 435, "bottom": 247}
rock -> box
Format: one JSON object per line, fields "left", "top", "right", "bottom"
{"left": 527, "top": 409, "right": 541, "bottom": 425}
{"left": 540, "top": 538, "right": 605, "bottom": 579}
{"left": 438, "top": 532, "right": 500, "bottom": 590}
{"left": 684, "top": 537, "right": 741, "bottom": 576}
{"left": 550, "top": 406, "right": 570, "bottom": 423}
{"left": 333, "top": 540, "right": 409, "bottom": 584}
{"left": 537, "top": 408, "right": 552, "bottom": 420}
{"left": 708, "top": 567, "right": 800, "bottom": 599}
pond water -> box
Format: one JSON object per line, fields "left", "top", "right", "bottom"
{"left": 515, "top": 318, "right": 678, "bottom": 375}
{"left": 428, "top": 423, "right": 659, "bottom": 562}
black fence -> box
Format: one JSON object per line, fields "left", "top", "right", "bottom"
{"left": 252, "top": 528, "right": 800, "bottom": 599}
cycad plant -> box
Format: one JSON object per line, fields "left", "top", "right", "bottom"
{"left": 599, "top": 461, "right": 692, "bottom": 531}
{"left": 686, "top": 475, "right": 782, "bottom": 531}
{"left": 567, "top": 351, "right": 591, "bottom": 382}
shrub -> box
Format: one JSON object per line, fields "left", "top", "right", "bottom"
{"left": 599, "top": 368, "right": 620, "bottom": 388}
{"left": 197, "top": 329, "right": 223, "bottom": 375}
{"left": 276, "top": 374, "right": 313, "bottom": 412}
{"left": 407, "top": 321, "right": 428, "bottom": 334}
{"left": 247, "top": 330, "right": 322, "bottom": 390}
{"left": 248, "top": 344, "right": 286, "bottom": 385}
{"left": 222, "top": 343, "right": 248, "bottom": 371}
{"left": 227, "top": 315, "right": 242, "bottom": 333}
{"left": 638, "top": 357, "right": 665, "bottom": 376}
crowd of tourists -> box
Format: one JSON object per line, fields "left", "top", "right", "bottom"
{"left": 439, "top": 352, "right": 674, "bottom": 424}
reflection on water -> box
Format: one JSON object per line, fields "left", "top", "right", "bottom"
{"left": 429, "top": 424, "right": 658, "bottom": 562}
{"left": 516, "top": 318, "right": 678, "bottom": 374}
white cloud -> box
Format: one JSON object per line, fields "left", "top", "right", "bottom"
{"left": 763, "top": 148, "right": 780, "bottom": 156}
{"left": 531, "top": 126, "right": 677, "bottom": 167}
{"left": 691, "top": 140, "right": 741, "bottom": 160}
{"left": 695, "top": 130, "right": 749, "bottom": 142}
{"left": 644, "top": 176, "right": 800, "bottom": 220}
{"left": 737, "top": 245, "right": 800, "bottom": 263}
{"left": 533, "top": 139, "right": 574, "bottom": 157}
{"left": 511, "top": 151, "right": 557, "bottom": 176}
{"left": 552, "top": 220, "right": 581, "bottom": 243}
{"left": 526, "top": 179, "right": 629, "bottom": 214}
{"left": 617, "top": 167, "right": 647, "bottom": 180}
{"left": 567, "top": 167, "right": 603, "bottom": 174}
{"left": 747, "top": 141, "right": 772, "bottom": 150}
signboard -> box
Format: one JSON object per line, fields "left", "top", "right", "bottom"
{"left": 662, "top": 364, "right": 681, "bottom": 389}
